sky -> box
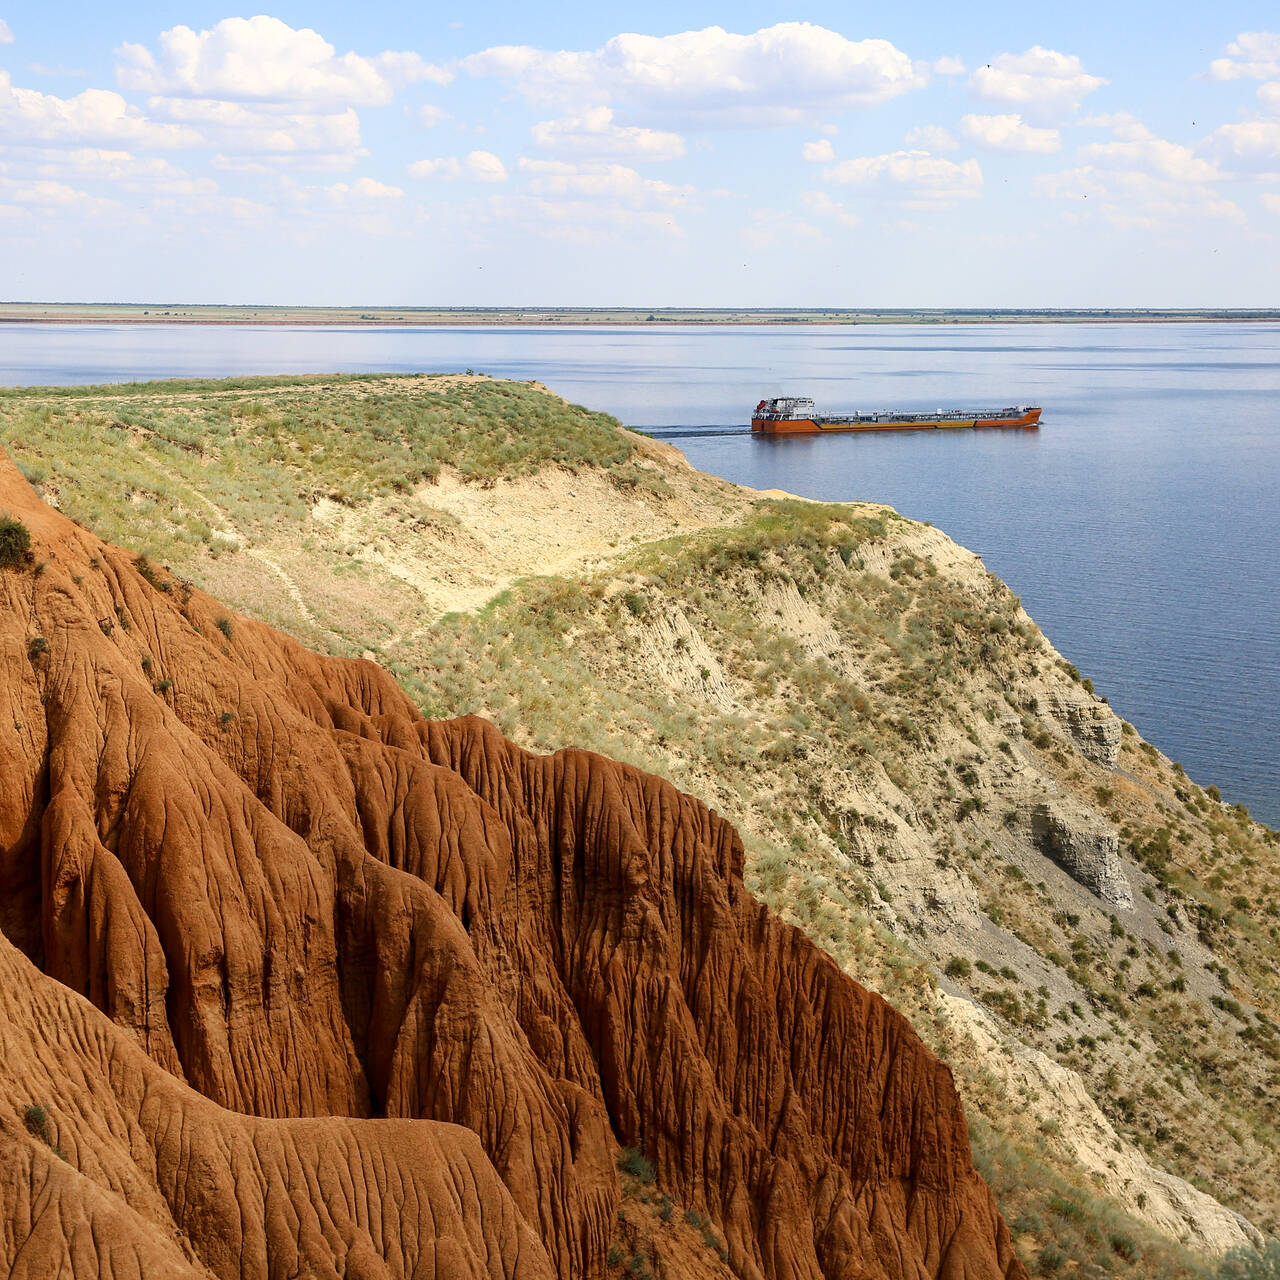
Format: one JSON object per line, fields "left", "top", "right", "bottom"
{"left": 2, "top": 2, "right": 1280, "bottom": 306}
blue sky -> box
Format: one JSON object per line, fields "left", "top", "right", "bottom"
{"left": 2, "top": 3, "right": 1279, "bottom": 305}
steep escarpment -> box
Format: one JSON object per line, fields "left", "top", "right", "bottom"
{"left": 7, "top": 374, "right": 1277, "bottom": 1278}
{"left": 0, "top": 451, "right": 1023, "bottom": 1278}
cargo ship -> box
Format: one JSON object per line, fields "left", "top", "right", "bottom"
{"left": 751, "top": 397, "right": 1041, "bottom": 435}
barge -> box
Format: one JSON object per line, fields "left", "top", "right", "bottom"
{"left": 751, "top": 397, "right": 1042, "bottom": 435}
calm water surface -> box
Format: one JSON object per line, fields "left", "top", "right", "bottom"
{"left": 3, "top": 321, "right": 1277, "bottom": 825}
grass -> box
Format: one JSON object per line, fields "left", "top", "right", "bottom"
{"left": 0, "top": 374, "right": 632, "bottom": 567}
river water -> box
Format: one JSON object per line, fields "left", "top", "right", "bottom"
{"left": 3, "top": 321, "right": 1277, "bottom": 826}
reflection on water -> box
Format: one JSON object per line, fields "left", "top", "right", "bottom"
{"left": 3, "top": 320, "right": 1277, "bottom": 825}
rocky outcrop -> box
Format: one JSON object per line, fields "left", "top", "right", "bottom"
{"left": 0, "top": 448, "right": 1025, "bottom": 1279}
{"left": 1025, "top": 798, "right": 1133, "bottom": 909}
{"left": 1046, "top": 690, "right": 1122, "bottom": 768}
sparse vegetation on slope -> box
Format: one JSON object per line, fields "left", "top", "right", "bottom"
{"left": 4, "top": 373, "right": 1276, "bottom": 1278}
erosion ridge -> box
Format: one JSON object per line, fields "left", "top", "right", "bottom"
{"left": 0, "top": 449, "right": 1024, "bottom": 1278}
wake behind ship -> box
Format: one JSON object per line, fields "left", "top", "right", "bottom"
{"left": 752, "top": 396, "right": 1042, "bottom": 435}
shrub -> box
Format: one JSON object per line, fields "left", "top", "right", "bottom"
{"left": 22, "top": 1103, "right": 50, "bottom": 1141}
{"left": 0, "top": 513, "right": 31, "bottom": 569}
{"left": 1218, "top": 1241, "right": 1280, "bottom": 1280}
{"left": 944, "top": 956, "right": 972, "bottom": 980}
{"left": 617, "top": 1146, "right": 655, "bottom": 1184}
{"left": 27, "top": 636, "right": 48, "bottom": 658}
{"left": 215, "top": 616, "right": 234, "bottom": 639}
{"left": 1036, "top": 1243, "right": 1066, "bottom": 1275}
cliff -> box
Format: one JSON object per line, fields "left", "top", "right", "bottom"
{"left": 3, "top": 374, "right": 1276, "bottom": 1279}
{"left": 0, "top": 448, "right": 1024, "bottom": 1278}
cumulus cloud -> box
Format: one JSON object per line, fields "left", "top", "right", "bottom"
{"left": 1080, "top": 119, "right": 1219, "bottom": 182}
{"left": 25, "top": 147, "right": 216, "bottom": 195}
{"left": 117, "top": 16, "right": 448, "bottom": 106}
{"left": 742, "top": 208, "right": 824, "bottom": 249}
{"left": 517, "top": 158, "right": 692, "bottom": 209}
{"left": 802, "top": 189, "right": 859, "bottom": 226}
{"left": 0, "top": 70, "right": 199, "bottom": 148}
{"left": 531, "top": 107, "right": 685, "bottom": 161}
{"left": 410, "top": 150, "right": 507, "bottom": 182}
{"left": 1207, "top": 32, "right": 1280, "bottom": 81}
{"left": 322, "top": 176, "right": 403, "bottom": 202}
{"left": 903, "top": 124, "right": 958, "bottom": 152}
{"left": 823, "top": 149, "right": 982, "bottom": 205}
{"left": 419, "top": 105, "right": 449, "bottom": 128}
{"left": 0, "top": 175, "right": 121, "bottom": 217}
{"left": 1204, "top": 120, "right": 1280, "bottom": 172}
{"left": 960, "top": 113, "right": 1059, "bottom": 153}
{"left": 1035, "top": 165, "right": 1243, "bottom": 227}
{"left": 145, "top": 96, "right": 365, "bottom": 163}
{"left": 0, "top": 19, "right": 12, "bottom": 44}
{"left": 802, "top": 138, "right": 834, "bottom": 162}
{"left": 463, "top": 22, "right": 925, "bottom": 125}
{"left": 933, "top": 56, "right": 965, "bottom": 76}
{"left": 969, "top": 47, "right": 1105, "bottom": 120}
{"left": 1262, "top": 192, "right": 1280, "bottom": 214}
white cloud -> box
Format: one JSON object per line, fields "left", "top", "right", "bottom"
{"left": 146, "top": 96, "right": 365, "bottom": 162}
{"left": 1207, "top": 32, "right": 1280, "bottom": 81}
{"left": 0, "top": 176, "right": 121, "bottom": 216}
{"left": 802, "top": 189, "right": 859, "bottom": 226}
{"left": 742, "top": 208, "right": 823, "bottom": 248}
{"left": 903, "top": 124, "right": 958, "bottom": 152}
{"left": 0, "top": 70, "right": 199, "bottom": 148}
{"left": 531, "top": 106, "right": 684, "bottom": 161}
{"left": 517, "top": 158, "right": 692, "bottom": 208}
{"left": 1080, "top": 120, "right": 1218, "bottom": 182}
{"left": 322, "top": 176, "right": 404, "bottom": 203}
{"left": 410, "top": 150, "right": 507, "bottom": 182}
{"left": 1261, "top": 82, "right": 1280, "bottom": 114}
{"left": 1262, "top": 192, "right": 1280, "bottom": 214}
{"left": 823, "top": 149, "right": 982, "bottom": 205}
{"left": 1204, "top": 120, "right": 1280, "bottom": 172}
{"left": 419, "top": 104, "right": 449, "bottom": 129}
{"left": 969, "top": 47, "right": 1105, "bottom": 120}
{"left": 933, "top": 56, "right": 965, "bottom": 76}
{"left": 28, "top": 147, "right": 216, "bottom": 195}
{"left": 1035, "top": 165, "right": 1243, "bottom": 227}
{"left": 463, "top": 22, "right": 925, "bottom": 125}
{"left": 116, "top": 16, "right": 448, "bottom": 107}
{"left": 802, "top": 138, "right": 834, "bottom": 162}
{"left": 960, "top": 113, "right": 1060, "bottom": 154}
{"left": 0, "top": 19, "right": 12, "bottom": 45}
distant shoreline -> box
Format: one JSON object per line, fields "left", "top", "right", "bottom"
{"left": 3, "top": 305, "right": 1280, "bottom": 327}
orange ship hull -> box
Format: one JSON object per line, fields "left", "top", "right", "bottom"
{"left": 752, "top": 407, "right": 1042, "bottom": 435}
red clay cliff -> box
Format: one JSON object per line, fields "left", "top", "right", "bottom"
{"left": 0, "top": 449, "right": 1026, "bottom": 1280}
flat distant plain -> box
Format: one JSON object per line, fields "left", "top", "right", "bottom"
{"left": 4, "top": 302, "right": 1280, "bottom": 325}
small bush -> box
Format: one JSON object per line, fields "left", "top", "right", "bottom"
{"left": 944, "top": 956, "right": 972, "bottom": 980}
{"left": 23, "top": 1104, "right": 50, "bottom": 1141}
{"left": 27, "top": 636, "right": 48, "bottom": 658}
{"left": 1218, "top": 1241, "right": 1280, "bottom": 1280}
{"left": 617, "top": 1147, "right": 656, "bottom": 1185}
{"left": 215, "top": 617, "right": 234, "bottom": 639}
{"left": 0, "top": 514, "right": 31, "bottom": 569}
{"left": 1036, "top": 1243, "right": 1066, "bottom": 1275}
